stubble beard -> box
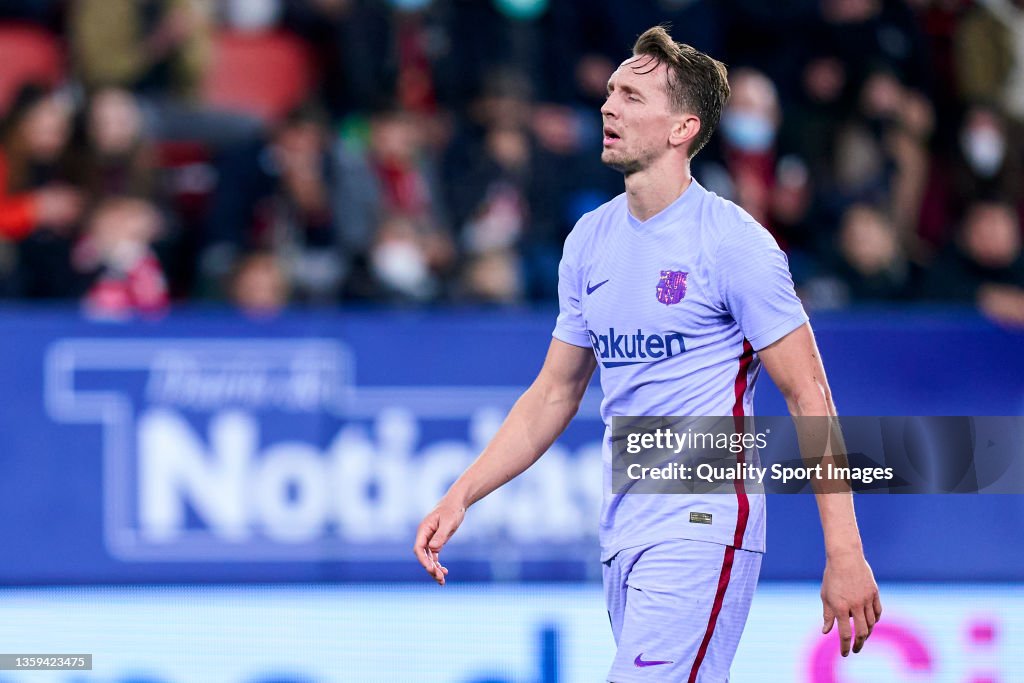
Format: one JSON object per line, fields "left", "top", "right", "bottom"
{"left": 601, "top": 142, "right": 656, "bottom": 176}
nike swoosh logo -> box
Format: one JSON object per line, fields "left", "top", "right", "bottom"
{"left": 586, "top": 279, "right": 609, "bottom": 295}
{"left": 634, "top": 654, "right": 674, "bottom": 668}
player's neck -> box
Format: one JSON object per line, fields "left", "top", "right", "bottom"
{"left": 623, "top": 158, "right": 693, "bottom": 223}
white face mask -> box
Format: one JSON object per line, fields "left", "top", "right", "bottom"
{"left": 962, "top": 128, "right": 1006, "bottom": 178}
{"left": 224, "top": 0, "right": 280, "bottom": 30}
{"left": 106, "top": 239, "right": 148, "bottom": 273}
{"left": 721, "top": 110, "right": 776, "bottom": 153}
{"left": 371, "top": 240, "right": 432, "bottom": 298}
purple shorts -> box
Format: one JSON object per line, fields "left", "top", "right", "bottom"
{"left": 603, "top": 539, "right": 762, "bottom": 682}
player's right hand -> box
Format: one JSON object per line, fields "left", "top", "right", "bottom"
{"left": 413, "top": 499, "right": 465, "bottom": 586}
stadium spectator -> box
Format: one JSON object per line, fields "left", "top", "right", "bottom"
{"left": 443, "top": 69, "right": 531, "bottom": 233}
{"left": 69, "top": 0, "right": 262, "bottom": 147}
{"left": 978, "top": 281, "right": 1024, "bottom": 326}
{"left": 0, "top": 1, "right": 1021, "bottom": 311}
{"left": 70, "top": 0, "right": 209, "bottom": 100}
{"left": 199, "top": 103, "right": 347, "bottom": 303}
{"left": 829, "top": 73, "right": 897, "bottom": 211}
{"left": 457, "top": 123, "right": 531, "bottom": 257}
{"left": 0, "top": 84, "right": 84, "bottom": 298}
{"left": 337, "top": 107, "right": 453, "bottom": 301}
{"left": 69, "top": 88, "right": 160, "bottom": 201}
{"left": 829, "top": 69, "right": 933, "bottom": 257}
{"left": 0, "top": 84, "right": 82, "bottom": 241}
{"left": 805, "top": 204, "right": 912, "bottom": 307}
{"left": 449, "top": 121, "right": 533, "bottom": 302}
{"left": 838, "top": 204, "right": 912, "bottom": 300}
{"left": 364, "top": 213, "right": 447, "bottom": 302}
{"left": 954, "top": 0, "right": 1024, "bottom": 125}
{"left": 228, "top": 249, "right": 290, "bottom": 316}
{"left": 919, "top": 103, "right": 1024, "bottom": 249}
{"left": 525, "top": 103, "right": 611, "bottom": 299}
{"left": 696, "top": 68, "right": 812, "bottom": 253}
{"left": 73, "top": 195, "right": 169, "bottom": 318}
{"left": 264, "top": 104, "right": 346, "bottom": 303}
{"left": 446, "top": 66, "right": 595, "bottom": 301}
{"left": 919, "top": 200, "right": 1024, "bottom": 325}
{"left": 459, "top": 249, "right": 522, "bottom": 304}
{"left": 780, "top": 52, "right": 847, "bottom": 185}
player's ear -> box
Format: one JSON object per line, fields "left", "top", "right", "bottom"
{"left": 669, "top": 114, "right": 700, "bottom": 150}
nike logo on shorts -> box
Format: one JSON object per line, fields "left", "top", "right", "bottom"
{"left": 634, "top": 653, "right": 674, "bottom": 667}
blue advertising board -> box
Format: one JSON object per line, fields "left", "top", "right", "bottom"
{"left": 0, "top": 306, "right": 1022, "bottom": 583}
{"left": 0, "top": 584, "right": 1019, "bottom": 683}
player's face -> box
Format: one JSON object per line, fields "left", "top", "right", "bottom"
{"left": 600, "top": 57, "right": 679, "bottom": 175}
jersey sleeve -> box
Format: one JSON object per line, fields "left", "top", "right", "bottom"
{"left": 715, "top": 221, "right": 809, "bottom": 351}
{"left": 552, "top": 226, "right": 592, "bottom": 348}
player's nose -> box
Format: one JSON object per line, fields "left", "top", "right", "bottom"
{"left": 600, "top": 97, "right": 617, "bottom": 119}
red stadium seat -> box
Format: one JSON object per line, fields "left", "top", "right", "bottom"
{"left": 202, "top": 30, "right": 316, "bottom": 124}
{"left": 0, "top": 23, "right": 64, "bottom": 115}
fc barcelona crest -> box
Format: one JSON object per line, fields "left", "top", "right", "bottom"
{"left": 656, "top": 270, "right": 688, "bottom": 305}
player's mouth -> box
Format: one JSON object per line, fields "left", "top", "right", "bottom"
{"left": 603, "top": 127, "right": 621, "bottom": 146}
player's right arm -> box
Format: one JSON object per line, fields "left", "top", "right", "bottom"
{"left": 413, "top": 338, "right": 596, "bottom": 584}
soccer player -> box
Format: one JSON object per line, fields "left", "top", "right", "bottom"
{"left": 414, "top": 26, "right": 882, "bottom": 682}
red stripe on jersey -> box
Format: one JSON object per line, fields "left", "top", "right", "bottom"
{"left": 731, "top": 339, "right": 754, "bottom": 548}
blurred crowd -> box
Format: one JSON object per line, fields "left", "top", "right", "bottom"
{"left": 0, "top": 0, "right": 1023, "bottom": 324}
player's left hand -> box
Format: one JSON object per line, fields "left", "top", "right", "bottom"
{"left": 820, "top": 550, "right": 882, "bottom": 656}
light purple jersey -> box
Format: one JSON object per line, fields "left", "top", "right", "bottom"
{"left": 553, "top": 179, "right": 807, "bottom": 559}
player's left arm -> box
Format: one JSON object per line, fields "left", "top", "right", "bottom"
{"left": 758, "top": 323, "right": 883, "bottom": 657}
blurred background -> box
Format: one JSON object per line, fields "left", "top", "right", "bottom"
{"left": 0, "top": 0, "right": 1022, "bottom": 681}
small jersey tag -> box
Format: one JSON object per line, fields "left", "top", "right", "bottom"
{"left": 689, "top": 512, "right": 713, "bottom": 525}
